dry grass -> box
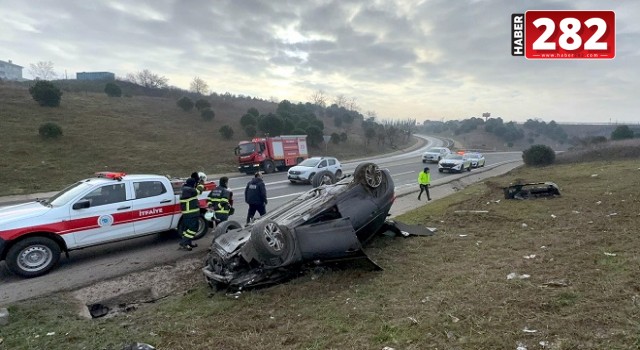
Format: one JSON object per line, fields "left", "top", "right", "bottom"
{"left": 556, "top": 139, "right": 640, "bottom": 164}
{"left": 2, "top": 157, "right": 640, "bottom": 349}
{"left": 0, "top": 83, "right": 410, "bottom": 196}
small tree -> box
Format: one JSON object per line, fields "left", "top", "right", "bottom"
{"left": 104, "top": 82, "right": 122, "bottom": 97}
{"left": 38, "top": 122, "right": 63, "bottom": 139}
{"left": 330, "top": 132, "right": 341, "bottom": 144}
{"left": 126, "top": 69, "right": 168, "bottom": 88}
{"left": 219, "top": 125, "right": 234, "bottom": 139}
{"left": 29, "top": 81, "right": 62, "bottom": 107}
{"left": 240, "top": 113, "right": 257, "bottom": 128}
{"left": 195, "top": 99, "right": 211, "bottom": 111}
{"left": 201, "top": 108, "right": 215, "bottom": 121}
{"left": 244, "top": 125, "right": 257, "bottom": 138}
{"left": 306, "top": 126, "right": 323, "bottom": 147}
{"left": 340, "top": 132, "right": 348, "bottom": 143}
{"left": 177, "top": 96, "right": 194, "bottom": 112}
{"left": 190, "top": 76, "right": 209, "bottom": 95}
{"left": 522, "top": 144, "right": 555, "bottom": 166}
{"left": 611, "top": 125, "right": 634, "bottom": 140}
{"left": 258, "top": 114, "right": 284, "bottom": 136}
{"left": 247, "top": 107, "right": 259, "bottom": 117}
{"left": 29, "top": 61, "right": 57, "bottom": 80}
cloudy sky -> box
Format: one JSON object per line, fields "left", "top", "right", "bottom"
{"left": 2, "top": 0, "right": 638, "bottom": 124}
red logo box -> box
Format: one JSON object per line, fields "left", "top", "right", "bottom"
{"left": 524, "top": 10, "right": 615, "bottom": 59}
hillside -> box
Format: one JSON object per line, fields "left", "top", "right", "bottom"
{"left": 0, "top": 81, "right": 411, "bottom": 196}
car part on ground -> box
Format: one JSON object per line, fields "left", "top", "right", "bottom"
{"left": 503, "top": 182, "right": 561, "bottom": 199}
{"left": 203, "top": 162, "right": 432, "bottom": 291}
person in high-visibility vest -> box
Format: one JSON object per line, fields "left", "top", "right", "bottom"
{"left": 418, "top": 167, "right": 432, "bottom": 201}
{"left": 207, "top": 176, "right": 234, "bottom": 223}
{"left": 178, "top": 177, "right": 204, "bottom": 251}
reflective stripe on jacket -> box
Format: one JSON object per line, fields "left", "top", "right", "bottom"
{"left": 180, "top": 185, "right": 202, "bottom": 216}
{"left": 418, "top": 171, "right": 430, "bottom": 185}
{"left": 207, "top": 187, "right": 231, "bottom": 214}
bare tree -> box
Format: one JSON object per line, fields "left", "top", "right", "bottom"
{"left": 126, "top": 69, "right": 169, "bottom": 88}
{"left": 29, "top": 61, "right": 57, "bottom": 80}
{"left": 348, "top": 97, "right": 359, "bottom": 112}
{"left": 310, "top": 89, "right": 328, "bottom": 108}
{"left": 190, "top": 76, "right": 209, "bottom": 95}
{"left": 365, "top": 110, "right": 377, "bottom": 120}
{"left": 333, "top": 94, "right": 347, "bottom": 108}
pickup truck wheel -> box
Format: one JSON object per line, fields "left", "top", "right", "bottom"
{"left": 262, "top": 160, "right": 275, "bottom": 174}
{"left": 6, "top": 237, "right": 61, "bottom": 278}
{"left": 212, "top": 220, "right": 243, "bottom": 240}
{"left": 191, "top": 216, "right": 211, "bottom": 241}
{"left": 250, "top": 220, "right": 292, "bottom": 265}
{"left": 354, "top": 162, "right": 383, "bottom": 188}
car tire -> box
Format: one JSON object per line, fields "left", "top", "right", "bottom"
{"left": 250, "top": 219, "right": 293, "bottom": 264}
{"left": 438, "top": 169, "right": 443, "bottom": 173}
{"left": 311, "top": 170, "right": 336, "bottom": 188}
{"left": 354, "top": 162, "right": 383, "bottom": 188}
{"left": 262, "top": 160, "right": 275, "bottom": 174}
{"left": 212, "top": 220, "right": 243, "bottom": 240}
{"left": 335, "top": 169, "right": 342, "bottom": 179}
{"left": 467, "top": 165, "right": 471, "bottom": 172}
{"left": 191, "top": 215, "right": 211, "bottom": 240}
{"left": 6, "top": 237, "right": 61, "bottom": 278}
{"left": 422, "top": 159, "right": 426, "bottom": 163}
{"left": 289, "top": 180, "right": 296, "bottom": 184}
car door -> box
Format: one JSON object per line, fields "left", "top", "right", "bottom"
{"left": 317, "top": 159, "right": 328, "bottom": 172}
{"left": 131, "top": 180, "right": 176, "bottom": 235}
{"left": 68, "top": 182, "right": 135, "bottom": 247}
{"left": 327, "top": 158, "right": 338, "bottom": 174}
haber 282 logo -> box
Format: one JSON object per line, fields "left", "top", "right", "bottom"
{"left": 512, "top": 10, "right": 615, "bottom": 59}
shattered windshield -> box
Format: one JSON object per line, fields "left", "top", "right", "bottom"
{"left": 238, "top": 143, "right": 256, "bottom": 156}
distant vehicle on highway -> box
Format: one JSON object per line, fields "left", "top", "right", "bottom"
{"left": 465, "top": 152, "right": 486, "bottom": 168}
{"left": 422, "top": 147, "right": 451, "bottom": 163}
{"left": 438, "top": 153, "right": 471, "bottom": 173}
{"left": 288, "top": 156, "right": 342, "bottom": 184}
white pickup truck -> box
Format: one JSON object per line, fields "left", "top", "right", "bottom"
{"left": 0, "top": 172, "right": 216, "bottom": 278}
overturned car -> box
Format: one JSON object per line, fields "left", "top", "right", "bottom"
{"left": 203, "top": 162, "right": 401, "bottom": 291}
{"left": 503, "top": 181, "right": 561, "bottom": 199}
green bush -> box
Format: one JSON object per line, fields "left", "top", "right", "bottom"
{"left": 38, "top": 122, "right": 63, "bottom": 139}
{"left": 522, "top": 144, "right": 555, "bottom": 166}
{"left": 244, "top": 125, "right": 257, "bottom": 138}
{"left": 29, "top": 81, "right": 63, "bottom": 107}
{"left": 104, "top": 82, "right": 122, "bottom": 97}
{"left": 201, "top": 108, "right": 215, "bottom": 121}
{"left": 177, "top": 96, "right": 194, "bottom": 112}
{"left": 219, "top": 125, "right": 234, "bottom": 139}
{"left": 330, "top": 132, "right": 340, "bottom": 144}
{"left": 195, "top": 99, "right": 211, "bottom": 111}
{"left": 240, "top": 113, "right": 257, "bottom": 128}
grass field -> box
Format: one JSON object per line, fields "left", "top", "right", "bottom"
{"left": 1, "top": 152, "right": 639, "bottom": 349}
{"left": 0, "top": 82, "right": 412, "bottom": 196}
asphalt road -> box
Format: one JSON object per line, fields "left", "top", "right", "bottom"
{"left": 0, "top": 135, "right": 523, "bottom": 304}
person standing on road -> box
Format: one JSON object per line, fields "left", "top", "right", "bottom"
{"left": 207, "top": 176, "right": 234, "bottom": 223}
{"left": 418, "top": 167, "right": 432, "bottom": 201}
{"left": 245, "top": 172, "right": 267, "bottom": 224}
{"left": 178, "top": 177, "right": 204, "bottom": 251}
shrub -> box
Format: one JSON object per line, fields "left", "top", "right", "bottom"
{"left": 611, "top": 125, "right": 634, "bottom": 140}
{"left": 29, "top": 81, "right": 63, "bottom": 107}
{"left": 240, "top": 113, "right": 257, "bottom": 128}
{"left": 104, "top": 82, "right": 122, "bottom": 97}
{"left": 195, "top": 99, "right": 211, "bottom": 111}
{"left": 201, "top": 108, "right": 215, "bottom": 121}
{"left": 219, "top": 125, "right": 234, "bottom": 139}
{"left": 38, "top": 122, "right": 63, "bottom": 139}
{"left": 244, "top": 125, "right": 257, "bottom": 138}
{"left": 340, "top": 132, "right": 348, "bottom": 142}
{"left": 330, "top": 132, "right": 340, "bottom": 144}
{"left": 177, "top": 96, "right": 194, "bottom": 112}
{"left": 522, "top": 144, "right": 555, "bottom": 166}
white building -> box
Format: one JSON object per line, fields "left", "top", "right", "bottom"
{"left": 0, "top": 60, "right": 23, "bottom": 80}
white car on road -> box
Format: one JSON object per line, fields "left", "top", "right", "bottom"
{"left": 465, "top": 152, "right": 486, "bottom": 168}
{"left": 287, "top": 157, "right": 342, "bottom": 184}
{"left": 422, "top": 147, "right": 451, "bottom": 163}
{"left": 438, "top": 153, "right": 472, "bottom": 173}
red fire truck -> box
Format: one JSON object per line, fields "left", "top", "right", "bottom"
{"left": 236, "top": 135, "right": 309, "bottom": 174}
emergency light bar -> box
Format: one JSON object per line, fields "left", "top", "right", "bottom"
{"left": 95, "top": 172, "right": 127, "bottom": 180}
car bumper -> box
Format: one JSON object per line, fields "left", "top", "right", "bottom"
{"left": 239, "top": 164, "right": 260, "bottom": 173}
{"left": 288, "top": 174, "right": 310, "bottom": 181}
{"left": 423, "top": 156, "right": 439, "bottom": 162}
{"left": 439, "top": 164, "right": 463, "bottom": 171}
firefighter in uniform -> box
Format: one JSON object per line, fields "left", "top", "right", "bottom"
{"left": 207, "top": 176, "right": 234, "bottom": 223}
{"left": 178, "top": 177, "right": 204, "bottom": 251}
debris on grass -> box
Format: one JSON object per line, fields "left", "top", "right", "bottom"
{"left": 604, "top": 252, "right": 617, "bottom": 257}
{"left": 521, "top": 223, "right": 528, "bottom": 228}
{"left": 516, "top": 342, "right": 528, "bottom": 350}
{"left": 448, "top": 314, "right": 460, "bottom": 323}
{"left": 551, "top": 214, "right": 557, "bottom": 219}
{"left": 542, "top": 280, "right": 569, "bottom": 288}
{"left": 407, "top": 316, "right": 418, "bottom": 324}
{"left": 382, "top": 347, "right": 396, "bottom": 350}
{"left": 507, "top": 273, "right": 530, "bottom": 280}
{"left": 522, "top": 327, "right": 537, "bottom": 333}
{"left": 596, "top": 201, "right": 602, "bottom": 205}
{"left": 454, "top": 210, "right": 489, "bottom": 214}
{"left": 539, "top": 341, "right": 549, "bottom": 348}
{"left": 46, "top": 332, "right": 55, "bottom": 336}
{"left": 459, "top": 234, "right": 468, "bottom": 237}
{"left": 523, "top": 254, "right": 536, "bottom": 259}
{"left": 608, "top": 213, "right": 618, "bottom": 217}
{"left": 591, "top": 174, "right": 599, "bottom": 177}
{"left": 572, "top": 210, "right": 580, "bottom": 214}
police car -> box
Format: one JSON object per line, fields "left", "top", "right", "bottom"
{"left": 0, "top": 172, "right": 215, "bottom": 278}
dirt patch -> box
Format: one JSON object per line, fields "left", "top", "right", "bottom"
{"left": 70, "top": 257, "right": 204, "bottom": 319}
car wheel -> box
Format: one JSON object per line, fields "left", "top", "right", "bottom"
{"left": 6, "top": 237, "right": 61, "bottom": 278}
{"left": 438, "top": 169, "right": 443, "bottom": 173}
{"left": 354, "top": 162, "right": 383, "bottom": 188}
{"left": 250, "top": 220, "right": 293, "bottom": 264}
{"left": 422, "top": 159, "right": 426, "bottom": 163}
{"left": 192, "top": 215, "right": 211, "bottom": 240}
{"left": 262, "top": 160, "right": 275, "bottom": 174}
{"left": 335, "top": 169, "right": 342, "bottom": 178}
{"left": 289, "top": 180, "right": 296, "bottom": 184}
{"left": 467, "top": 165, "right": 471, "bottom": 172}
{"left": 312, "top": 170, "right": 336, "bottom": 188}
{"left": 212, "top": 220, "right": 243, "bottom": 240}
